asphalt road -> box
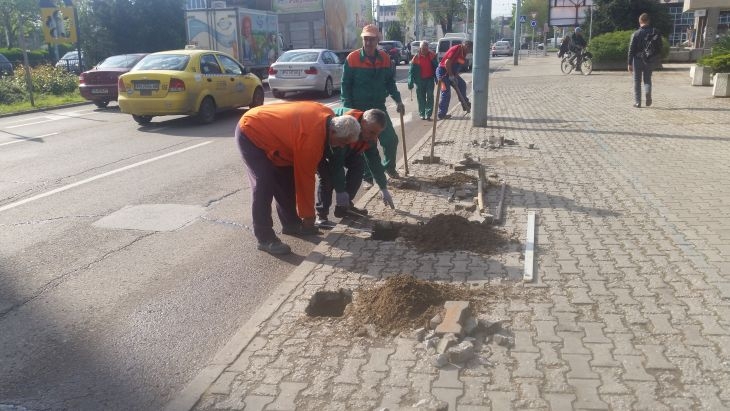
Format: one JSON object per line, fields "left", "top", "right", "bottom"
{"left": 0, "top": 66, "right": 466, "bottom": 410}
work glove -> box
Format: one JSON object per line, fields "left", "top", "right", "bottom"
{"left": 381, "top": 189, "right": 394, "bottom": 209}
{"left": 335, "top": 191, "right": 349, "bottom": 207}
{"left": 396, "top": 102, "right": 405, "bottom": 115}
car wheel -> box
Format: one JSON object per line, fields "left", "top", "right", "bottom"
{"left": 132, "top": 115, "right": 152, "bottom": 125}
{"left": 196, "top": 96, "right": 216, "bottom": 124}
{"left": 272, "top": 90, "right": 285, "bottom": 99}
{"left": 323, "top": 77, "right": 334, "bottom": 98}
{"left": 94, "top": 101, "right": 109, "bottom": 108}
{"left": 251, "top": 86, "right": 265, "bottom": 107}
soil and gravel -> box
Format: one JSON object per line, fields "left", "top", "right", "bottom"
{"left": 345, "top": 275, "right": 484, "bottom": 335}
{"left": 397, "top": 214, "right": 513, "bottom": 254}
{"left": 432, "top": 172, "right": 478, "bottom": 188}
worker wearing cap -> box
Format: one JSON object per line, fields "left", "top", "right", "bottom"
{"left": 236, "top": 102, "right": 361, "bottom": 255}
{"left": 341, "top": 24, "right": 405, "bottom": 179}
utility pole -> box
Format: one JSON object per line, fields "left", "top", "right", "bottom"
{"left": 472, "top": 0, "right": 490, "bottom": 126}
{"left": 513, "top": 0, "right": 521, "bottom": 65}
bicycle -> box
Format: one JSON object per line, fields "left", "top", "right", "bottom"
{"left": 560, "top": 49, "right": 593, "bottom": 75}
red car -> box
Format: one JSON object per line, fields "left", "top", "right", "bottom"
{"left": 79, "top": 53, "right": 147, "bottom": 108}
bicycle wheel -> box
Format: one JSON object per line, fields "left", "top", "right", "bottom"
{"left": 581, "top": 57, "right": 593, "bottom": 75}
{"left": 560, "top": 57, "right": 574, "bottom": 74}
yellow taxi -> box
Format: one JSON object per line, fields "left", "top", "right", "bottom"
{"left": 118, "top": 48, "right": 264, "bottom": 125}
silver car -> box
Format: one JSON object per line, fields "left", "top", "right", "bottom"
{"left": 267, "top": 49, "right": 343, "bottom": 99}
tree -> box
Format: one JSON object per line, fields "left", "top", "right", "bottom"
{"left": 590, "top": 0, "right": 672, "bottom": 39}
{"left": 0, "top": 0, "right": 37, "bottom": 48}
{"left": 397, "top": 0, "right": 473, "bottom": 36}
{"left": 386, "top": 21, "right": 404, "bottom": 43}
{"left": 81, "top": 0, "right": 185, "bottom": 63}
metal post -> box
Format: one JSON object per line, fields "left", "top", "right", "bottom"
{"left": 472, "top": 0, "right": 490, "bottom": 126}
{"left": 414, "top": 0, "right": 418, "bottom": 40}
{"left": 513, "top": 0, "right": 520, "bottom": 65}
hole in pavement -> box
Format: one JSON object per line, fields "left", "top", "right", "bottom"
{"left": 371, "top": 221, "right": 406, "bottom": 241}
{"left": 305, "top": 289, "right": 353, "bottom": 317}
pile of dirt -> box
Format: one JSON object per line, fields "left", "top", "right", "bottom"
{"left": 400, "top": 214, "right": 510, "bottom": 254}
{"left": 346, "top": 275, "right": 476, "bottom": 335}
{"left": 433, "top": 172, "right": 477, "bottom": 188}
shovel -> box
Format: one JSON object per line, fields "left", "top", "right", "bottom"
{"left": 450, "top": 77, "right": 471, "bottom": 113}
{"left": 399, "top": 110, "right": 409, "bottom": 176}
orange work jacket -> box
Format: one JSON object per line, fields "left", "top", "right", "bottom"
{"left": 238, "top": 101, "right": 333, "bottom": 219}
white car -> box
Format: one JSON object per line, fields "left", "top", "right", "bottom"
{"left": 267, "top": 49, "right": 343, "bottom": 98}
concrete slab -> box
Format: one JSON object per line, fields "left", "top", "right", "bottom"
{"left": 93, "top": 204, "right": 206, "bottom": 232}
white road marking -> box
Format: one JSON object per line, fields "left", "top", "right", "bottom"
{"left": 0, "top": 141, "right": 213, "bottom": 213}
{"left": 0, "top": 132, "right": 59, "bottom": 147}
{"left": 3, "top": 110, "right": 98, "bottom": 129}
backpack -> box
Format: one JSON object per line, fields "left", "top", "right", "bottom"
{"left": 641, "top": 28, "right": 662, "bottom": 64}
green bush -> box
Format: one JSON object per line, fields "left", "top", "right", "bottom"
{"left": 697, "top": 53, "right": 730, "bottom": 73}
{"left": 711, "top": 36, "right": 730, "bottom": 55}
{"left": 0, "top": 78, "right": 26, "bottom": 104}
{"left": 0, "top": 64, "right": 78, "bottom": 103}
{"left": 588, "top": 30, "right": 669, "bottom": 64}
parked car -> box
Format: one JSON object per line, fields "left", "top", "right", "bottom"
{"left": 117, "top": 48, "right": 264, "bottom": 125}
{"left": 55, "top": 50, "right": 86, "bottom": 74}
{"left": 437, "top": 37, "right": 472, "bottom": 71}
{"left": 491, "top": 41, "right": 513, "bottom": 57}
{"left": 378, "top": 40, "right": 410, "bottom": 65}
{"left": 267, "top": 49, "right": 343, "bottom": 99}
{"left": 78, "top": 54, "right": 147, "bottom": 108}
{"left": 0, "top": 53, "right": 13, "bottom": 76}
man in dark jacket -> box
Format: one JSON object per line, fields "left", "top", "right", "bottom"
{"left": 341, "top": 24, "right": 405, "bottom": 179}
{"left": 570, "top": 27, "right": 587, "bottom": 72}
{"left": 628, "top": 13, "right": 659, "bottom": 108}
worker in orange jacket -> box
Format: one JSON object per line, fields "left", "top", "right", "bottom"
{"left": 236, "top": 101, "right": 361, "bottom": 255}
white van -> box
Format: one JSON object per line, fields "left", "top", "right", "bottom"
{"left": 437, "top": 37, "right": 472, "bottom": 72}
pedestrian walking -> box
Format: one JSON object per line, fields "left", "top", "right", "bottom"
{"left": 315, "top": 108, "right": 393, "bottom": 228}
{"left": 435, "top": 40, "right": 473, "bottom": 120}
{"left": 408, "top": 41, "right": 438, "bottom": 121}
{"left": 236, "top": 102, "right": 360, "bottom": 255}
{"left": 628, "top": 13, "right": 661, "bottom": 108}
{"left": 341, "top": 24, "right": 405, "bottom": 179}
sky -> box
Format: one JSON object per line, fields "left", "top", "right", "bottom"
{"left": 378, "top": 0, "right": 514, "bottom": 18}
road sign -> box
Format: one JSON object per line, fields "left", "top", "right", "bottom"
{"left": 519, "top": 15, "right": 526, "bottom": 23}
{"left": 531, "top": 20, "right": 537, "bottom": 27}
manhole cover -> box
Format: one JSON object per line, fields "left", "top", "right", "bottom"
{"left": 305, "top": 289, "right": 352, "bottom": 317}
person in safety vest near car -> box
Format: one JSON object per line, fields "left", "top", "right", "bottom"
{"left": 408, "top": 40, "right": 438, "bottom": 121}
{"left": 341, "top": 24, "right": 405, "bottom": 180}
{"left": 236, "top": 102, "right": 360, "bottom": 255}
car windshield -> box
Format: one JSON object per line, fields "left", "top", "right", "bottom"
{"left": 97, "top": 55, "right": 144, "bottom": 69}
{"left": 277, "top": 51, "right": 319, "bottom": 63}
{"left": 133, "top": 54, "right": 190, "bottom": 71}
{"left": 61, "top": 51, "right": 81, "bottom": 60}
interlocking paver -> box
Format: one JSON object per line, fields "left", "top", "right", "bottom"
{"left": 176, "top": 59, "right": 730, "bottom": 411}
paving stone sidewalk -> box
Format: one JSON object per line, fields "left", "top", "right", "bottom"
{"left": 169, "top": 57, "right": 730, "bottom": 411}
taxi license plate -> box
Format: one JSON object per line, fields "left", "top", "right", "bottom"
{"left": 91, "top": 88, "right": 108, "bottom": 95}
{"left": 133, "top": 81, "right": 159, "bottom": 91}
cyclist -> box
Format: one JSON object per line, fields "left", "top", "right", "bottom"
{"left": 570, "top": 27, "right": 587, "bottom": 72}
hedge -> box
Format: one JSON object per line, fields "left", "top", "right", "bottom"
{"left": 588, "top": 30, "right": 669, "bottom": 64}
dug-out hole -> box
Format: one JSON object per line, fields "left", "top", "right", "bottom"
{"left": 305, "top": 289, "right": 353, "bottom": 317}
{"left": 371, "top": 221, "right": 406, "bottom": 241}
